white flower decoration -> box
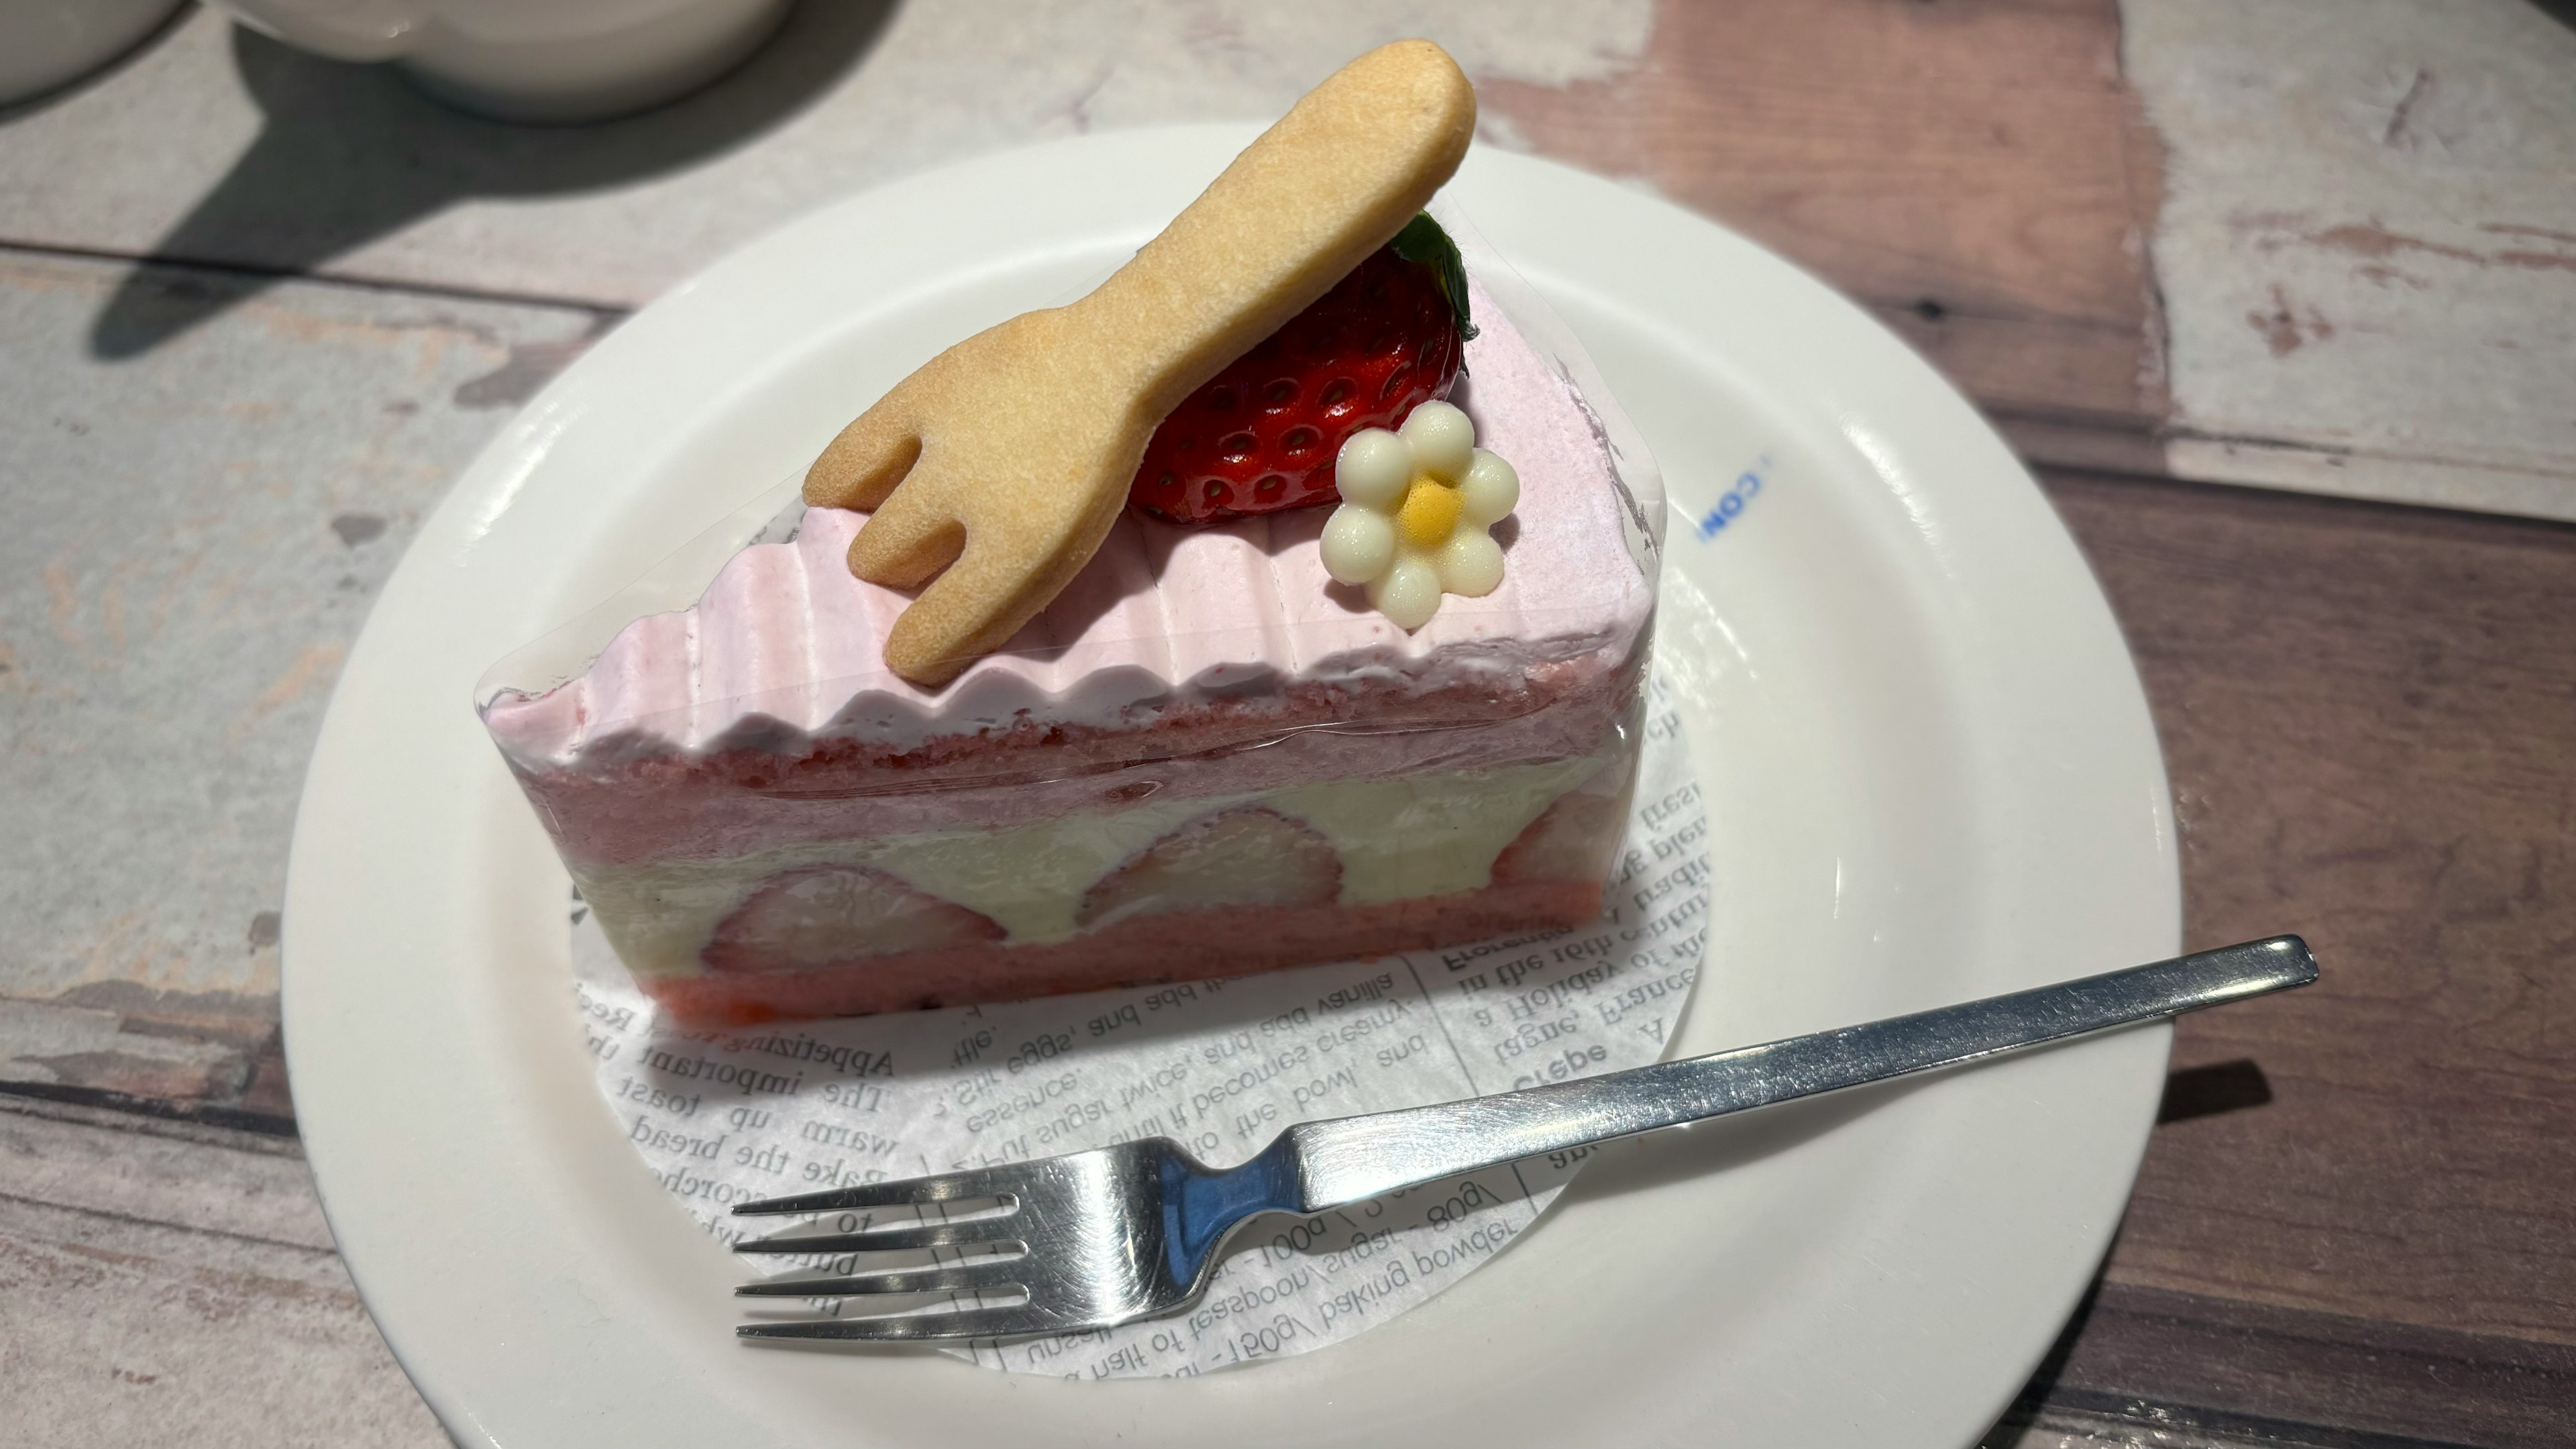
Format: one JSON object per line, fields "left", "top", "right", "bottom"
{"left": 1318, "top": 400, "right": 1518, "bottom": 630}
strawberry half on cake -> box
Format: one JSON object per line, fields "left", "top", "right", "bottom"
{"left": 482, "top": 207, "right": 1659, "bottom": 1028}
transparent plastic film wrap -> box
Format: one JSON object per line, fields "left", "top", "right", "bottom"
{"left": 1427, "top": 195, "right": 1667, "bottom": 574}
{"left": 480, "top": 200, "right": 1666, "bottom": 1028}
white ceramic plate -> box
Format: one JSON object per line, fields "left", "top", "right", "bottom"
{"left": 284, "top": 127, "right": 2176, "bottom": 1449}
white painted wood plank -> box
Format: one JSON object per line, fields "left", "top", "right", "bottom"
{"left": 0, "top": 1, "right": 1649, "bottom": 315}
{"left": 0, "top": 1098, "right": 325, "bottom": 1249}
{"left": 0, "top": 250, "right": 596, "bottom": 1077}
{"left": 0, "top": 1098, "right": 446, "bottom": 1447}
{"left": 2125, "top": 0, "right": 2576, "bottom": 520}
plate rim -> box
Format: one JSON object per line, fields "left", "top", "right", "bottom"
{"left": 282, "top": 123, "right": 2178, "bottom": 1449}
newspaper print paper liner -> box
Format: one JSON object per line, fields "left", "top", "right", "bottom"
{"left": 571, "top": 665, "right": 1707, "bottom": 1378}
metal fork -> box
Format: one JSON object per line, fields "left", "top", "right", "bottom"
{"left": 730, "top": 936, "right": 2316, "bottom": 1342}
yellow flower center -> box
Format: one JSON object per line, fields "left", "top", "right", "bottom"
{"left": 1395, "top": 476, "right": 1463, "bottom": 548}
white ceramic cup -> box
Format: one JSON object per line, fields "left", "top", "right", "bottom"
{"left": 205, "top": 0, "right": 793, "bottom": 123}
{"left": 0, "top": 0, "right": 185, "bottom": 107}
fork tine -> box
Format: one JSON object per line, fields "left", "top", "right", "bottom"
{"left": 731, "top": 1170, "right": 1014, "bottom": 1218}
{"left": 737, "top": 1305, "right": 1071, "bottom": 1342}
{"left": 733, "top": 1217, "right": 1025, "bottom": 1255}
{"left": 804, "top": 397, "right": 922, "bottom": 512}
{"left": 734, "top": 1257, "right": 1026, "bottom": 1299}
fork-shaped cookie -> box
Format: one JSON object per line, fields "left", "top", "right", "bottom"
{"left": 802, "top": 40, "right": 1478, "bottom": 686}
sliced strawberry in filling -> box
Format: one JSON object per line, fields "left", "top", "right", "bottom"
{"left": 1492, "top": 790, "right": 1626, "bottom": 886}
{"left": 703, "top": 863, "right": 1005, "bottom": 975}
{"left": 1077, "top": 807, "right": 1343, "bottom": 930}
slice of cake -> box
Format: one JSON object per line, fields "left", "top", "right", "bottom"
{"left": 479, "top": 43, "right": 1661, "bottom": 1026}
{"left": 484, "top": 280, "right": 1654, "bottom": 1026}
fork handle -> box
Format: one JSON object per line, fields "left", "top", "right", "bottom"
{"left": 1279, "top": 937, "right": 2316, "bottom": 1212}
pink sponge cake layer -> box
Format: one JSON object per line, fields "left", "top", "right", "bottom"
{"left": 482, "top": 280, "right": 1657, "bottom": 1023}
{"left": 509, "top": 663, "right": 1635, "bottom": 868}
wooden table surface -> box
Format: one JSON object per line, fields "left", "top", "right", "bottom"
{"left": 4, "top": 3, "right": 2571, "bottom": 1445}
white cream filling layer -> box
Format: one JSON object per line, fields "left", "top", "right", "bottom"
{"left": 576, "top": 754, "right": 1611, "bottom": 979}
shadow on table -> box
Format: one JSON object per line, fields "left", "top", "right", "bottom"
{"left": 87, "top": 0, "right": 900, "bottom": 360}
{"left": 0, "top": 1, "right": 192, "bottom": 124}
{"left": 2154, "top": 1057, "right": 2273, "bottom": 1124}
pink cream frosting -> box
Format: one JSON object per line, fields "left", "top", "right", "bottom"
{"left": 484, "top": 281, "right": 1654, "bottom": 774}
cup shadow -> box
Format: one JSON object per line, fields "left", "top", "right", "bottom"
{"left": 88, "top": 0, "right": 901, "bottom": 360}
{"left": 0, "top": 1, "right": 191, "bottom": 124}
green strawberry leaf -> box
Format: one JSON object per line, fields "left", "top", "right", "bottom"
{"left": 1390, "top": 212, "right": 1478, "bottom": 341}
